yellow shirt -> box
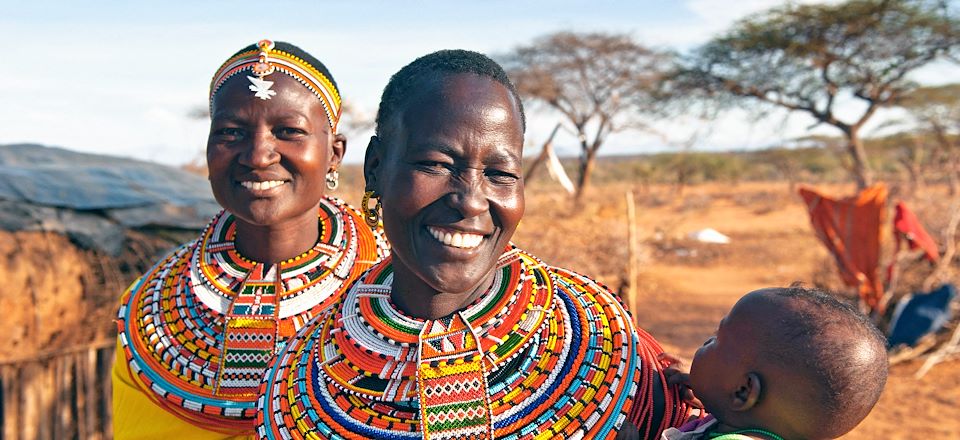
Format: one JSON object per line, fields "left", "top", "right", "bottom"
{"left": 111, "top": 340, "right": 252, "bottom": 440}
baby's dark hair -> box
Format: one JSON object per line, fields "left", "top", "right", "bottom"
{"left": 374, "top": 49, "right": 526, "bottom": 139}
{"left": 762, "top": 286, "right": 888, "bottom": 438}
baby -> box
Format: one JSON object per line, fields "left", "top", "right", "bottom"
{"left": 662, "top": 286, "right": 889, "bottom": 440}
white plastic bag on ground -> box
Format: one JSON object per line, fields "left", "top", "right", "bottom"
{"left": 688, "top": 228, "right": 731, "bottom": 244}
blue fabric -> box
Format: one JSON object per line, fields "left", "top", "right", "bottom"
{"left": 888, "top": 284, "right": 955, "bottom": 347}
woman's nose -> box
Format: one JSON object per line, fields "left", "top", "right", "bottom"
{"left": 447, "top": 169, "right": 489, "bottom": 218}
{"left": 241, "top": 130, "right": 280, "bottom": 168}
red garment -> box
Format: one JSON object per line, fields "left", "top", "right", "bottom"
{"left": 893, "top": 201, "right": 939, "bottom": 263}
{"left": 798, "top": 185, "right": 887, "bottom": 313}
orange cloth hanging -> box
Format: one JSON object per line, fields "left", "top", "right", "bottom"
{"left": 798, "top": 184, "right": 887, "bottom": 313}
{"left": 893, "top": 201, "right": 940, "bottom": 263}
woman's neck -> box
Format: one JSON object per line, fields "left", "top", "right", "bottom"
{"left": 233, "top": 210, "right": 319, "bottom": 265}
{"left": 390, "top": 266, "right": 497, "bottom": 320}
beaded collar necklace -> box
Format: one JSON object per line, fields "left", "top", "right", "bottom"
{"left": 118, "top": 197, "right": 385, "bottom": 429}
{"left": 258, "top": 246, "right": 650, "bottom": 439}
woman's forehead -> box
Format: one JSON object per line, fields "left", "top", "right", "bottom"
{"left": 402, "top": 75, "right": 522, "bottom": 132}
{"left": 211, "top": 74, "right": 327, "bottom": 122}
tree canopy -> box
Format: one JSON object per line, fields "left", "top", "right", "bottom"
{"left": 677, "top": 0, "right": 960, "bottom": 189}
{"left": 500, "top": 31, "right": 672, "bottom": 201}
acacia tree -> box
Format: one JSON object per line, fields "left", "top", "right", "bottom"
{"left": 500, "top": 32, "right": 672, "bottom": 201}
{"left": 677, "top": 0, "right": 960, "bottom": 189}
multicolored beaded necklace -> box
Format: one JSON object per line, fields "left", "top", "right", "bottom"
{"left": 117, "top": 197, "right": 388, "bottom": 432}
{"left": 257, "top": 246, "right": 686, "bottom": 439}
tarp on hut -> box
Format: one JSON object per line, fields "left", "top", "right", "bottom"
{"left": 0, "top": 144, "right": 219, "bottom": 254}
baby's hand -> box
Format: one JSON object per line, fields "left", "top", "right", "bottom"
{"left": 659, "top": 353, "right": 703, "bottom": 409}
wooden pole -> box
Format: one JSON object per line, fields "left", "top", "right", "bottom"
{"left": 626, "top": 191, "right": 639, "bottom": 318}
{"left": 84, "top": 348, "right": 98, "bottom": 439}
{"left": 58, "top": 355, "right": 75, "bottom": 439}
{"left": 101, "top": 345, "right": 114, "bottom": 438}
{"left": 2, "top": 366, "right": 20, "bottom": 440}
{"left": 53, "top": 358, "right": 63, "bottom": 440}
{"left": 40, "top": 360, "right": 54, "bottom": 440}
{"left": 77, "top": 352, "right": 88, "bottom": 440}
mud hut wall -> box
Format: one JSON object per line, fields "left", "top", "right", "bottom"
{"left": 1, "top": 343, "right": 114, "bottom": 440}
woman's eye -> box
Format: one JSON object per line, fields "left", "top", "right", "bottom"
{"left": 213, "top": 127, "right": 244, "bottom": 141}
{"left": 485, "top": 169, "right": 520, "bottom": 184}
{"left": 415, "top": 161, "right": 451, "bottom": 173}
{"left": 276, "top": 127, "right": 307, "bottom": 139}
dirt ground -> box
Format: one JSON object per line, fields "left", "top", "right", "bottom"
{"left": 513, "top": 180, "right": 960, "bottom": 439}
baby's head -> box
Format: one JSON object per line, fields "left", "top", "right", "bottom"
{"left": 689, "top": 286, "right": 888, "bottom": 439}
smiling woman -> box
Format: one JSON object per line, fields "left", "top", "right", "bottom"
{"left": 111, "top": 40, "right": 389, "bottom": 439}
{"left": 257, "top": 50, "right": 690, "bottom": 440}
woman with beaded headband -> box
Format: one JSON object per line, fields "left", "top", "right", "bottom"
{"left": 257, "top": 49, "right": 690, "bottom": 440}
{"left": 112, "top": 39, "right": 389, "bottom": 439}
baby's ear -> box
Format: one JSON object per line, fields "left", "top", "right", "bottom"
{"left": 730, "top": 372, "right": 761, "bottom": 412}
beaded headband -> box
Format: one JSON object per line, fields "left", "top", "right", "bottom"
{"left": 209, "top": 39, "right": 342, "bottom": 130}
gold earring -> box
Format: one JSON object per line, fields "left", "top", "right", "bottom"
{"left": 362, "top": 190, "right": 381, "bottom": 227}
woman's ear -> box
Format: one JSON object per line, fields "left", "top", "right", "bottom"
{"left": 329, "top": 133, "right": 347, "bottom": 171}
{"left": 730, "top": 372, "right": 761, "bottom": 412}
{"left": 363, "top": 135, "right": 382, "bottom": 192}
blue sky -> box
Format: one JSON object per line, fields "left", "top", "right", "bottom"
{"left": 2, "top": 0, "right": 958, "bottom": 165}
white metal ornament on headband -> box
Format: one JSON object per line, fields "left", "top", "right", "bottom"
{"left": 248, "top": 42, "right": 277, "bottom": 100}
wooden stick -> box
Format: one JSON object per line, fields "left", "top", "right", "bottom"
{"left": 53, "top": 357, "right": 63, "bottom": 440}
{"left": 101, "top": 345, "right": 114, "bottom": 438}
{"left": 77, "top": 352, "right": 88, "bottom": 440}
{"left": 85, "top": 347, "right": 99, "bottom": 439}
{"left": 626, "top": 190, "right": 639, "bottom": 318}
{"left": 888, "top": 337, "right": 937, "bottom": 365}
{"left": 916, "top": 322, "right": 960, "bottom": 378}
{"left": 2, "top": 366, "right": 20, "bottom": 440}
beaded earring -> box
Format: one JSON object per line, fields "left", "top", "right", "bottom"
{"left": 362, "top": 190, "right": 381, "bottom": 227}
{"left": 325, "top": 170, "right": 339, "bottom": 190}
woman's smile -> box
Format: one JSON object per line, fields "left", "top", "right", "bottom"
{"left": 426, "top": 225, "right": 486, "bottom": 249}
{"left": 239, "top": 179, "right": 287, "bottom": 191}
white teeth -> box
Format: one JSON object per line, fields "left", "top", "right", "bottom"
{"left": 240, "top": 180, "right": 286, "bottom": 190}
{"left": 427, "top": 226, "right": 484, "bottom": 249}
